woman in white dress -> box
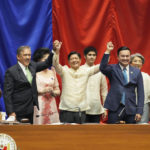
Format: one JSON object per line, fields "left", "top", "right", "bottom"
{"left": 33, "top": 48, "right": 60, "bottom": 124}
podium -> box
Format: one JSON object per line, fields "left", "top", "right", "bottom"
{"left": 0, "top": 124, "right": 150, "bottom": 150}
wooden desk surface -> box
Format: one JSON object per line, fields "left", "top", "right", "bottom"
{"left": 0, "top": 124, "right": 150, "bottom": 150}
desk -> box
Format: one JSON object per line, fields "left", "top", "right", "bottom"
{"left": 0, "top": 124, "right": 150, "bottom": 150}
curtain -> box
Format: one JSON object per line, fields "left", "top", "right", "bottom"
{"left": 0, "top": 0, "right": 52, "bottom": 111}
{"left": 1, "top": 0, "right": 150, "bottom": 111}
{"left": 53, "top": 0, "right": 150, "bottom": 74}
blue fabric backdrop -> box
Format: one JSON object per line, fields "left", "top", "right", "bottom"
{"left": 0, "top": 0, "right": 53, "bottom": 111}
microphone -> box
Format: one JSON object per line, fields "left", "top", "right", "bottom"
{"left": 78, "top": 107, "right": 81, "bottom": 118}
{"left": 78, "top": 107, "right": 82, "bottom": 124}
{"left": 36, "top": 114, "right": 49, "bottom": 118}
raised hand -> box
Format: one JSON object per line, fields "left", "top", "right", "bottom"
{"left": 53, "top": 40, "right": 62, "bottom": 54}
{"left": 107, "top": 41, "right": 114, "bottom": 51}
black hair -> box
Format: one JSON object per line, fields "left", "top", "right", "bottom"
{"left": 68, "top": 51, "right": 81, "bottom": 60}
{"left": 117, "top": 46, "right": 131, "bottom": 56}
{"left": 84, "top": 46, "right": 97, "bottom": 56}
{"left": 32, "top": 48, "right": 50, "bottom": 62}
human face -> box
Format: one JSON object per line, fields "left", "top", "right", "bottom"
{"left": 117, "top": 50, "right": 130, "bottom": 67}
{"left": 40, "top": 54, "right": 49, "bottom": 62}
{"left": 85, "top": 51, "right": 96, "bottom": 66}
{"left": 17, "top": 48, "right": 31, "bottom": 67}
{"left": 68, "top": 54, "right": 81, "bottom": 70}
{"left": 130, "top": 56, "right": 143, "bottom": 70}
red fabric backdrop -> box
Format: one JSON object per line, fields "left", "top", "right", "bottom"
{"left": 53, "top": 0, "right": 150, "bottom": 110}
{"left": 53, "top": 0, "right": 150, "bottom": 73}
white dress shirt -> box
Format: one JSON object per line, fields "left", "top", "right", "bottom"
{"left": 53, "top": 52, "right": 100, "bottom": 112}
{"left": 81, "top": 63, "right": 108, "bottom": 115}
{"left": 18, "top": 61, "right": 27, "bottom": 76}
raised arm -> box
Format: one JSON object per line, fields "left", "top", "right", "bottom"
{"left": 36, "top": 51, "right": 53, "bottom": 72}
{"left": 100, "top": 42, "right": 114, "bottom": 76}
{"left": 52, "top": 40, "right": 63, "bottom": 75}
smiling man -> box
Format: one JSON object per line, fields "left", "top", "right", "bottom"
{"left": 4, "top": 46, "right": 53, "bottom": 123}
{"left": 100, "top": 42, "right": 144, "bottom": 124}
{"left": 52, "top": 41, "right": 101, "bottom": 124}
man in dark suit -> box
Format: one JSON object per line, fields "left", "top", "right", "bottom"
{"left": 4, "top": 46, "right": 53, "bottom": 123}
{"left": 100, "top": 42, "right": 144, "bottom": 124}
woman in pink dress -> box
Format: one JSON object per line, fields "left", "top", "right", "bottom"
{"left": 33, "top": 48, "right": 60, "bottom": 124}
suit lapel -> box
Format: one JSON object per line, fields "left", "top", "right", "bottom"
{"left": 17, "top": 62, "right": 36, "bottom": 84}
{"left": 28, "top": 63, "right": 35, "bottom": 77}
{"left": 129, "top": 65, "right": 135, "bottom": 83}
{"left": 115, "top": 64, "right": 125, "bottom": 85}
{"left": 17, "top": 64, "right": 28, "bottom": 82}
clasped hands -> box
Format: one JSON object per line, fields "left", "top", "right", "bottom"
{"left": 44, "top": 86, "right": 57, "bottom": 97}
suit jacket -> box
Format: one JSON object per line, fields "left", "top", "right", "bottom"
{"left": 4, "top": 52, "right": 53, "bottom": 116}
{"left": 100, "top": 54, "right": 144, "bottom": 115}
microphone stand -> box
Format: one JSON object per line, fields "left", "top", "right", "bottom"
{"left": 78, "top": 107, "right": 82, "bottom": 124}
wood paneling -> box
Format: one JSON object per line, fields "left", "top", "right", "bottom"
{"left": 0, "top": 124, "right": 150, "bottom": 150}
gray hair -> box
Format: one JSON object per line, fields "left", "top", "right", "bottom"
{"left": 130, "top": 53, "right": 145, "bottom": 64}
{"left": 17, "top": 46, "right": 31, "bottom": 55}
